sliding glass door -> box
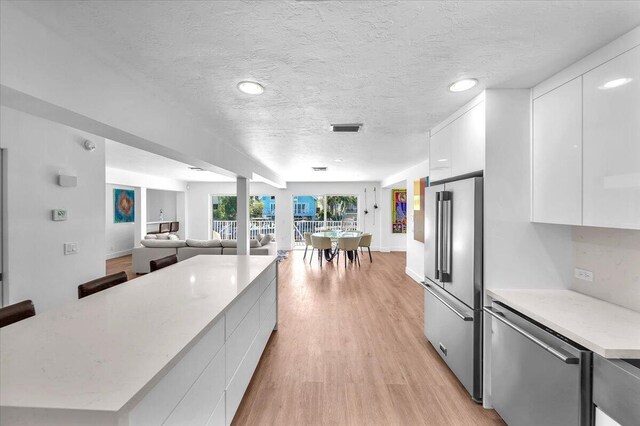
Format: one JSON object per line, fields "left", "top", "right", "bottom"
{"left": 211, "top": 195, "right": 276, "bottom": 240}
{"left": 291, "top": 195, "right": 358, "bottom": 247}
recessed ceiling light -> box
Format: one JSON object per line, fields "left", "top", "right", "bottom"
{"left": 449, "top": 78, "right": 478, "bottom": 92}
{"left": 334, "top": 158, "right": 343, "bottom": 163}
{"left": 599, "top": 78, "right": 632, "bottom": 90}
{"left": 437, "top": 158, "right": 448, "bottom": 162}
{"left": 237, "top": 81, "right": 264, "bottom": 95}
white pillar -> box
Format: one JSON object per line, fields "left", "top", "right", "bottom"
{"left": 176, "top": 191, "right": 187, "bottom": 239}
{"left": 134, "top": 187, "right": 147, "bottom": 247}
{"left": 236, "top": 177, "right": 250, "bottom": 255}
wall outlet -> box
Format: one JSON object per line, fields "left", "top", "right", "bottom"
{"left": 64, "top": 242, "right": 78, "bottom": 255}
{"left": 574, "top": 268, "right": 594, "bottom": 282}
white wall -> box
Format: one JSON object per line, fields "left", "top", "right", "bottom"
{"left": 146, "top": 189, "right": 177, "bottom": 222}
{"left": 105, "top": 183, "right": 135, "bottom": 259}
{"left": 571, "top": 227, "right": 640, "bottom": 312}
{"left": 0, "top": 106, "right": 106, "bottom": 312}
{"left": 484, "top": 90, "right": 573, "bottom": 292}
{"left": 186, "top": 181, "right": 382, "bottom": 251}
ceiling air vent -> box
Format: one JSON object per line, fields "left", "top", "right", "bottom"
{"left": 331, "top": 123, "right": 362, "bottom": 133}
{"left": 312, "top": 166, "right": 328, "bottom": 172}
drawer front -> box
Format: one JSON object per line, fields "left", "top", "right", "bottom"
{"left": 261, "top": 279, "right": 277, "bottom": 309}
{"left": 257, "top": 263, "right": 277, "bottom": 295}
{"left": 130, "top": 318, "right": 224, "bottom": 425}
{"left": 593, "top": 355, "right": 640, "bottom": 426}
{"left": 226, "top": 301, "right": 260, "bottom": 385}
{"left": 225, "top": 283, "right": 260, "bottom": 339}
{"left": 425, "top": 287, "right": 477, "bottom": 396}
{"left": 164, "top": 347, "right": 225, "bottom": 426}
{"left": 206, "top": 393, "right": 226, "bottom": 426}
{"left": 226, "top": 319, "right": 273, "bottom": 426}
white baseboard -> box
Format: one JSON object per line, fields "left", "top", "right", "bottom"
{"left": 379, "top": 246, "right": 407, "bottom": 253}
{"left": 405, "top": 266, "right": 423, "bottom": 283}
{"left": 106, "top": 249, "right": 133, "bottom": 260}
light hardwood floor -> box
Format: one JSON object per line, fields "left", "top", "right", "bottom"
{"left": 106, "top": 252, "right": 504, "bottom": 425}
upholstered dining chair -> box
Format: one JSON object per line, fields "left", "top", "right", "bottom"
{"left": 150, "top": 254, "right": 178, "bottom": 272}
{"left": 303, "top": 232, "right": 313, "bottom": 259}
{"left": 310, "top": 235, "right": 332, "bottom": 266}
{"left": 336, "top": 236, "right": 362, "bottom": 268}
{"left": 78, "top": 271, "right": 128, "bottom": 299}
{"left": 0, "top": 300, "right": 35, "bottom": 328}
{"left": 358, "top": 233, "right": 373, "bottom": 262}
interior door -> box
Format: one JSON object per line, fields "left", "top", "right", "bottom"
{"left": 424, "top": 183, "right": 444, "bottom": 286}
{"left": 441, "top": 178, "right": 482, "bottom": 309}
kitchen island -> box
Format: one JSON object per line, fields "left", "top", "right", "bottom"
{"left": 0, "top": 255, "right": 278, "bottom": 426}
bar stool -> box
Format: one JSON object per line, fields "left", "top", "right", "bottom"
{"left": 150, "top": 254, "right": 178, "bottom": 272}
{"left": 0, "top": 300, "right": 35, "bottom": 328}
{"left": 169, "top": 221, "right": 179, "bottom": 234}
{"left": 78, "top": 271, "right": 128, "bottom": 299}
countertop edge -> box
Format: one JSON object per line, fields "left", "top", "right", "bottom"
{"left": 486, "top": 289, "right": 640, "bottom": 359}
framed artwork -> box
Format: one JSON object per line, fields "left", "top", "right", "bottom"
{"left": 392, "top": 189, "right": 407, "bottom": 234}
{"left": 114, "top": 189, "right": 135, "bottom": 223}
{"left": 413, "top": 177, "right": 427, "bottom": 242}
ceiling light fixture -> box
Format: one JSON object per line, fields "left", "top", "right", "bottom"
{"left": 334, "top": 158, "right": 343, "bottom": 163}
{"left": 437, "top": 158, "right": 448, "bottom": 162}
{"left": 599, "top": 77, "right": 632, "bottom": 90}
{"left": 449, "top": 78, "right": 478, "bottom": 92}
{"left": 237, "top": 81, "right": 264, "bottom": 95}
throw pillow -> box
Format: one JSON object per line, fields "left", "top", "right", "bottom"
{"left": 156, "top": 233, "right": 171, "bottom": 240}
{"left": 260, "top": 234, "right": 273, "bottom": 246}
{"left": 211, "top": 230, "right": 222, "bottom": 240}
{"left": 144, "top": 234, "right": 157, "bottom": 240}
{"left": 186, "top": 239, "right": 223, "bottom": 248}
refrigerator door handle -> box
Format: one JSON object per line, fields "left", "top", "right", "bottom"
{"left": 435, "top": 193, "right": 442, "bottom": 280}
{"left": 442, "top": 195, "right": 452, "bottom": 281}
{"left": 483, "top": 307, "right": 579, "bottom": 364}
{"left": 420, "top": 281, "right": 473, "bottom": 321}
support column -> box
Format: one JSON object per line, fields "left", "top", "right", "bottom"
{"left": 236, "top": 177, "right": 250, "bottom": 255}
{"left": 134, "top": 187, "right": 147, "bottom": 247}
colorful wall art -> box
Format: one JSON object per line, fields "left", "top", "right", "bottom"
{"left": 392, "top": 189, "right": 407, "bottom": 234}
{"left": 114, "top": 189, "right": 135, "bottom": 223}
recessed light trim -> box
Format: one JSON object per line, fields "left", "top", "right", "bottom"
{"left": 334, "top": 158, "right": 343, "bottom": 163}
{"left": 449, "top": 78, "right": 478, "bottom": 92}
{"left": 599, "top": 77, "right": 632, "bottom": 90}
{"left": 437, "top": 158, "right": 448, "bottom": 162}
{"left": 237, "top": 80, "right": 264, "bottom": 95}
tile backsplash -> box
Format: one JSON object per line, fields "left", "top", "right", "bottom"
{"left": 572, "top": 226, "right": 640, "bottom": 312}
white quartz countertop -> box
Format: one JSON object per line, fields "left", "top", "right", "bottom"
{"left": 487, "top": 289, "right": 640, "bottom": 359}
{"left": 0, "top": 255, "right": 276, "bottom": 412}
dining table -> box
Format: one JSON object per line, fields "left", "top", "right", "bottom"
{"left": 312, "top": 230, "right": 362, "bottom": 261}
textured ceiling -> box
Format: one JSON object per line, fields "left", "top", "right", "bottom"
{"left": 14, "top": 1, "right": 640, "bottom": 182}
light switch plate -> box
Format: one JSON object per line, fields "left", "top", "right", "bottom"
{"left": 574, "top": 268, "right": 594, "bottom": 282}
{"left": 52, "top": 209, "right": 68, "bottom": 221}
{"left": 64, "top": 242, "right": 78, "bottom": 255}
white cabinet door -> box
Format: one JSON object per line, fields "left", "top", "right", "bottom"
{"left": 429, "top": 124, "right": 452, "bottom": 182}
{"left": 583, "top": 46, "right": 640, "bottom": 229}
{"left": 451, "top": 101, "right": 485, "bottom": 177}
{"left": 532, "top": 77, "right": 583, "bottom": 225}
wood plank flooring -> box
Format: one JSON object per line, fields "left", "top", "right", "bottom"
{"left": 106, "top": 252, "right": 505, "bottom": 425}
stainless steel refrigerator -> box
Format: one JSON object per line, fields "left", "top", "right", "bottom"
{"left": 422, "top": 175, "right": 483, "bottom": 402}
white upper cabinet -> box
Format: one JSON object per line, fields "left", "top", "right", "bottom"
{"left": 451, "top": 102, "right": 485, "bottom": 177}
{"left": 532, "top": 77, "right": 583, "bottom": 225}
{"left": 582, "top": 46, "right": 640, "bottom": 230}
{"left": 429, "top": 97, "right": 485, "bottom": 182}
{"left": 429, "top": 123, "right": 453, "bottom": 182}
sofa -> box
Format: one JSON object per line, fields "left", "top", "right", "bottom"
{"left": 132, "top": 234, "right": 276, "bottom": 274}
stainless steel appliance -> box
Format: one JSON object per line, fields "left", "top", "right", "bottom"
{"left": 593, "top": 354, "right": 640, "bottom": 426}
{"left": 422, "top": 175, "right": 483, "bottom": 402}
{"left": 485, "top": 302, "right": 592, "bottom": 426}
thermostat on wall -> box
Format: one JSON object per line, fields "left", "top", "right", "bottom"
{"left": 52, "top": 209, "right": 68, "bottom": 221}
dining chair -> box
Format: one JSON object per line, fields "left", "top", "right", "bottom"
{"left": 0, "top": 300, "right": 35, "bottom": 328}
{"left": 169, "top": 221, "right": 180, "bottom": 234}
{"left": 303, "top": 232, "right": 313, "bottom": 259}
{"left": 150, "top": 254, "right": 178, "bottom": 272}
{"left": 341, "top": 218, "right": 356, "bottom": 231}
{"left": 310, "top": 235, "right": 332, "bottom": 266}
{"left": 336, "top": 236, "right": 362, "bottom": 268}
{"left": 78, "top": 271, "right": 128, "bottom": 299}
{"left": 358, "top": 233, "right": 373, "bottom": 262}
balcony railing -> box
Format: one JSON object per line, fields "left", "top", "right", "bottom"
{"left": 292, "top": 220, "right": 358, "bottom": 246}
{"left": 212, "top": 220, "right": 276, "bottom": 240}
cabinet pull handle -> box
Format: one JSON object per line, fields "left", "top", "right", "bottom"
{"left": 420, "top": 281, "right": 473, "bottom": 321}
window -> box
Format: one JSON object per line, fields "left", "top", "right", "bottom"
{"left": 294, "top": 203, "right": 307, "bottom": 215}
{"left": 211, "top": 195, "right": 276, "bottom": 240}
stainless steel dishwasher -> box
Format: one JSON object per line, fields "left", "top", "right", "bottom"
{"left": 485, "top": 301, "right": 592, "bottom": 426}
